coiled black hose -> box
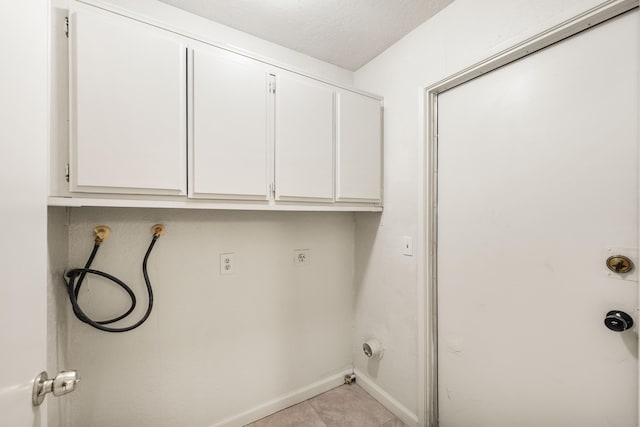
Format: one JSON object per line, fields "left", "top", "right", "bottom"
{"left": 64, "top": 234, "right": 159, "bottom": 333}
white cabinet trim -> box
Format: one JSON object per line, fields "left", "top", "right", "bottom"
{"left": 48, "top": 196, "right": 382, "bottom": 211}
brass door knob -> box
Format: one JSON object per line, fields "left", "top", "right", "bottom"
{"left": 606, "top": 255, "right": 634, "bottom": 274}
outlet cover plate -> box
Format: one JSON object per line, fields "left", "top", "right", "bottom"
{"left": 220, "top": 253, "right": 235, "bottom": 275}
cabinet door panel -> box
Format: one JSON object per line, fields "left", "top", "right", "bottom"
{"left": 70, "top": 8, "right": 186, "bottom": 194}
{"left": 191, "top": 46, "right": 270, "bottom": 200}
{"left": 336, "top": 91, "right": 382, "bottom": 203}
{"left": 275, "top": 74, "right": 334, "bottom": 202}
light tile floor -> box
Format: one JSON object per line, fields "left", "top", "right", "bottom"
{"left": 245, "top": 383, "right": 407, "bottom": 427}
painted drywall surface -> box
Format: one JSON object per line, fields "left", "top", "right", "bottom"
{"left": 47, "top": 207, "right": 71, "bottom": 427}
{"left": 352, "top": 0, "right": 607, "bottom": 422}
{"left": 64, "top": 208, "right": 354, "bottom": 426}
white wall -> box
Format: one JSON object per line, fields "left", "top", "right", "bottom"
{"left": 62, "top": 208, "right": 354, "bottom": 426}
{"left": 352, "top": 0, "right": 608, "bottom": 424}
{"left": 47, "top": 3, "right": 360, "bottom": 426}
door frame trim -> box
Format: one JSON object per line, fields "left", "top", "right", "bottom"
{"left": 420, "top": 1, "right": 639, "bottom": 425}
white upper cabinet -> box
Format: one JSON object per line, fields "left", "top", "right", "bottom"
{"left": 275, "top": 73, "right": 335, "bottom": 202}
{"left": 336, "top": 91, "right": 382, "bottom": 203}
{"left": 69, "top": 7, "right": 187, "bottom": 195}
{"left": 190, "top": 45, "right": 272, "bottom": 200}
{"left": 57, "top": 3, "right": 383, "bottom": 210}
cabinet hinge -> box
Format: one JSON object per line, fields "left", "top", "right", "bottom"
{"left": 65, "top": 17, "right": 69, "bottom": 39}
{"left": 65, "top": 163, "right": 70, "bottom": 182}
{"left": 268, "top": 76, "right": 276, "bottom": 94}
{"left": 270, "top": 183, "right": 276, "bottom": 196}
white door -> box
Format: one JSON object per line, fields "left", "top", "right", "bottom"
{"left": 437, "top": 10, "right": 638, "bottom": 427}
{"left": 0, "top": 0, "right": 48, "bottom": 425}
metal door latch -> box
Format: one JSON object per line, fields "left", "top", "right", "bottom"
{"left": 32, "top": 370, "right": 80, "bottom": 406}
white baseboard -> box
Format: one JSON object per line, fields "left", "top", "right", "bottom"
{"left": 354, "top": 369, "right": 420, "bottom": 427}
{"left": 210, "top": 368, "right": 353, "bottom": 427}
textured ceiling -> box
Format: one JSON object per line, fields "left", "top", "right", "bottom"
{"left": 157, "top": 0, "right": 454, "bottom": 71}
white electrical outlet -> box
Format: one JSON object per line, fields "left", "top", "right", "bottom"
{"left": 295, "top": 249, "right": 310, "bottom": 265}
{"left": 220, "top": 253, "right": 235, "bottom": 275}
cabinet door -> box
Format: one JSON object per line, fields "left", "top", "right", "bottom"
{"left": 190, "top": 46, "right": 271, "bottom": 200}
{"left": 69, "top": 7, "right": 187, "bottom": 195}
{"left": 275, "top": 74, "right": 334, "bottom": 202}
{"left": 336, "top": 91, "right": 382, "bottom": 203}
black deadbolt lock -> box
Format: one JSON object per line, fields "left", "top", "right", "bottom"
{"left": 604, "top": 310, "right": 634, "bottom": 332}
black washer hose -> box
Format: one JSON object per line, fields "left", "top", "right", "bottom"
{"left": 64, "top": 234, "right": 159, "bottom": 333}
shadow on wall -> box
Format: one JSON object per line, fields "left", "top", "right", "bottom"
{"left": 621, "top": 326, "right": 639, "bottom": 359}
{"left": 47, "top": 207, "right": 71, "bottom": 427}
{"left": 366, "top": 352, "right": 381, "bottom": 378}
{"left": 353, "top": 212, "right": 383, "bottom": 379}
{"left": 353, "top": 212, "right": 382, "bottom": 295}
